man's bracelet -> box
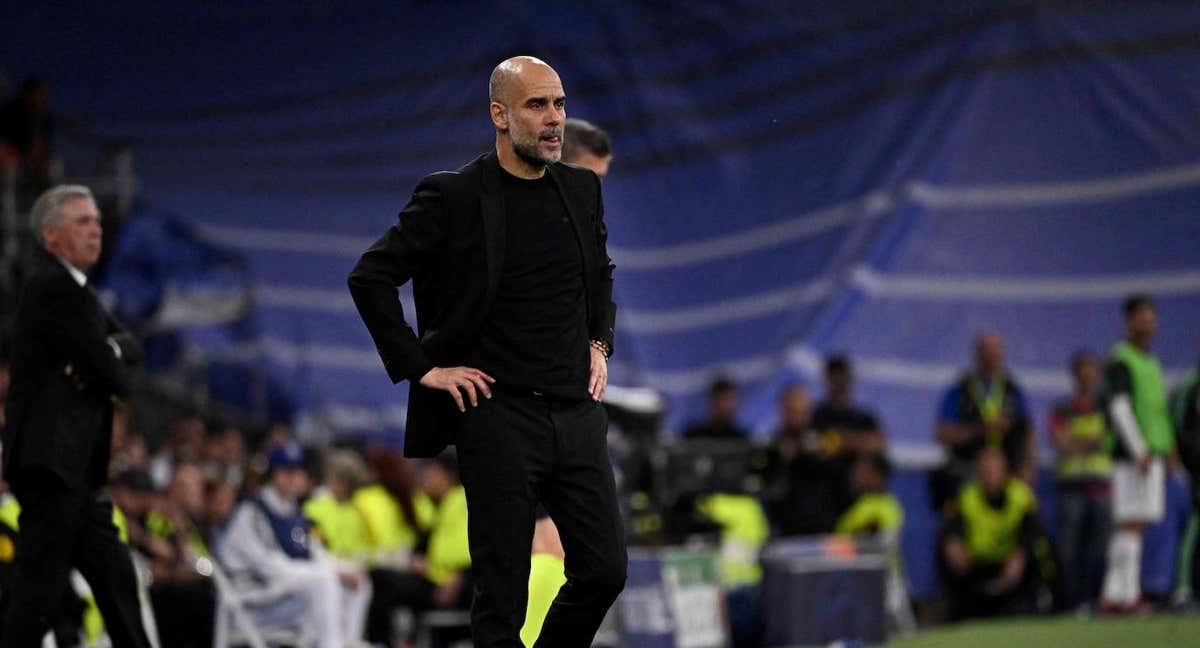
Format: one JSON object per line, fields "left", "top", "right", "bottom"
{"left": 589, "top": 339, "right": 612, "bottom": 358}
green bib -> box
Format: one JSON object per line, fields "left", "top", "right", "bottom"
{"left": 1111, "top": 341, "right": 1174, "bottom": 455}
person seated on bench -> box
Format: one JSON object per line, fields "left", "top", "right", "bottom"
{"left": 217, "top": 441, "right": 371, "bottom": 648}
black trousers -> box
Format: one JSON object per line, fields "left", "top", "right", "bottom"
{"left": 365, "top": 567, "right": 473, "bottom": 643}
{"left": 456, "top": 393, "right": 627, "bottom": 648}
{"left": 1, "top": 474, "right": 150, "bottom": 648}
{"left": 945, "top": 560, "right": 1037, "bottom": 621}
{"left": 150, "top": 579, "right": 214, "bottom": 648}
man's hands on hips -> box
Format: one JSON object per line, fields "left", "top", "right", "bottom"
{"left": 589, "top": 346, "right": 607, "bottom": 402}
{"left": 420, "top": 367, "right": 495, "bottom": 412}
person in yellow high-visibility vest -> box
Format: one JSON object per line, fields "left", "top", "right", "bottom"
{"left": 942, "top": 448, "right": 1041, "bottom": 620}
{"left": 836, "top": 453, "right": 914, "bottom": 635}
{"left": 374, "top": 452, "right": 473, "bottom": 646}
{"left": 304, "top": 451, "right": 373, "bottom": 562}
{"left": 143, "top": 463, "right": 215, "bottom": 648}
{"left": 356, "top": 448, "right": 436, "bottom": 567}
{"left": 417, "top": 454, "right": 471, "bottom": 606}
{"left": 836, "top": 454, "right": 903, "bottom": 539}
{"left": 354, "top": 448, "right": 437, "bottom": 645}
{"left": 1049, "top": 351, "right": 1112, "bottom": 612}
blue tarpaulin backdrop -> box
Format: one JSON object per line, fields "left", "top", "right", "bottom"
{"left": 6, "top": 2, "right": 1200, "bottom": 457}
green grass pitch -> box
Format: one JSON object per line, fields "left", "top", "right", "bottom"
{"left": 883, "top": 614, "right": 1200, "bottom": 647}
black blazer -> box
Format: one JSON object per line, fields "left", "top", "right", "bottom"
{"left": 3, "top": 248, "right": 141, "bottom": 494}
{"left": 349, "top": 151, "right": 616, "bottom": 458}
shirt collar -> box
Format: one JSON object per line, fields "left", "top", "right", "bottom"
{"left": 56, "top": 256, "right": 88, "bottom": 287}
{"left": 260, "top": 485, "right": 298, "bottom": 516}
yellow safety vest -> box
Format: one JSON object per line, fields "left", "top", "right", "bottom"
{"left": 1055, "top": 409, "right": 1112, "bottom": 479}
{"left": 426, "top": 486, "right": 471, "bottom": 586}
{"left": 304, "top": 491, "right": 373, "bottom": 560}
{"left": 959, "top": 479, "right": 1035, "bottom": 564}
{"left": 352, "top": 484, "right": 434, "bottom": 559}
{"left": 835, "top": 493, "right": 904, "bottom": 537}
{"left": 697, "top": 493, "right": 769, "bottom": 587}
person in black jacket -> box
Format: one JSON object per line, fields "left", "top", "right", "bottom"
{"left": 349, "top": 56, "right": 624, "bottom": 647}
{"left": 1, "top": 185, "right": 151, "bottom": 647}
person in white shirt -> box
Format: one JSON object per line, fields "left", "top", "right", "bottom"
{"left": 216, "top": 442, "right": 370, "bottom": 648}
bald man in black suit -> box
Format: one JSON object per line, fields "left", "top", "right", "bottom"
{"left": 350, "top": 56, "right": 625, "bottom": 647}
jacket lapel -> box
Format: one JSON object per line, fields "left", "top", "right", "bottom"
{"left": 479, "top": 153, "right": 506, "bottom": 307}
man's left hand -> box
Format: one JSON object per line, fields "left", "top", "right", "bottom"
{"left": 588, "top": 346, "right": 607, "bottom": 402}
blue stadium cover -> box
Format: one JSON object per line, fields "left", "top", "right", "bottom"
{"left": 8, "top": 1, "right": 1200, "bottom": 455}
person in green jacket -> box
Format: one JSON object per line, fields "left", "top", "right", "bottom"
{"left": 1101, "top": 295, "right": 1174, "bottom": 612}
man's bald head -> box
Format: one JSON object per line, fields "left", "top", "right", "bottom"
{"left": 489, "top": 56, "right": 566, "bottom": 175}
{"left": 489, "top": 56, "right": 555, "bottom": 105}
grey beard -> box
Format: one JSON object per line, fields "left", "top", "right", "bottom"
{"left": 511, "top": 135, "right": 556, "bottom": 168}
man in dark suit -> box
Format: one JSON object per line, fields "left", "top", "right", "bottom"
{"left": 2, "top": 185, "right": 151, "bottom": 647}
{"left": 349, "top": 56, "right": 625, "bottom": 647}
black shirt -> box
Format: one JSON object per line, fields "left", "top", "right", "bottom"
{"left": 812, "top": 401, "right": 880, "bottom": 450}
{"left": 473, "top": 169, "right": 589, "bottom": 398}
{"left": 682, "top": 419, "right": 749, "bottom": 441}
{"left": 765, "top": 425, "right": 854, "bottom": 536}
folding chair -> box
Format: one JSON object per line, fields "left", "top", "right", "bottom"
{"left": 208, "top": 557, "right": 312, "bottom": 648}
{"left": 414, "top": 609, "right": 471, "bottom": 648}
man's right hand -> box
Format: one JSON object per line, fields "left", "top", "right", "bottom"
{"left": 1137, "top": 453, "right": 1153, "bottom": 475}
{"left": 419, "top": 367, "right": 495, "bottom": 412}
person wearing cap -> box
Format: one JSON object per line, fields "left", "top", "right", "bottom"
{"left": 216, "top": 442, "right": 371, "bottom": 648}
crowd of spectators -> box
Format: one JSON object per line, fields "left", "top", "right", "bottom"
{"left": 673, "top": 293, "right": 1200, "bottom": 640}
{"left": 0, "top": 86, "right": 1198, "bottom": 645}
{"left": 2, "top": 292, "right": 1191, "bottom": 645}
{"left": 0, "top": 367, "right": 484, "bottom": 648}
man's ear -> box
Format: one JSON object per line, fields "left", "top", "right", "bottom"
{"left": 490, "top": 102, "right": 508, "bottom": 132}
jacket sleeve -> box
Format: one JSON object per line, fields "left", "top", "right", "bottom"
{"left": 348, "top": 176, "right": 446, "bottom": 384}
{"left": 39, "top": 279, "right": 133, "bottom": 399}
{"left": 588, "top": 174, "right": 617, "bottom": 354}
